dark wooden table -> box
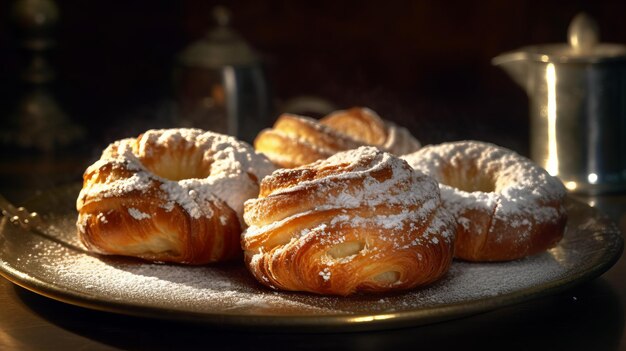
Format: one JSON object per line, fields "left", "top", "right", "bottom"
{"left": 1, "top": 152, "right": 625, "bottom": 351}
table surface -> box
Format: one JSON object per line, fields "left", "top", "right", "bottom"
{"left": 1, "top": 153, "right": 625, "bottom": 351}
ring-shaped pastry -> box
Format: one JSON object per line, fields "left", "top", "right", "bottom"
{"left": 76, "top": 128, "right": 275, "bottom": 264}
{"left": 402, "top": 140, "right": 567, "bottom": 261}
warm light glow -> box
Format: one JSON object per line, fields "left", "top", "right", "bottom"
{"left": 223, "top": 66, "right": 238, "bottom": 136}
{"left": 565, "top": 181, "right": 578, "bottom": 191}
{"left": 588, "top": 173, "right": 598, "bottom": 184}
{"left": 548, "top": 246, "right": 568, "bottom": 266}
{"left": 0, "top": 329, "right": 17, "bottom": 350}
{"left": 349, "top": 314, "right": 396, "bottom": 323}
{"left": 545, "top": 63, "right": 559, "bottom": 176}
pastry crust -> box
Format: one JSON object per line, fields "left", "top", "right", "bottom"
{"left": 242, "top": 146, "right": 455, "bottom": 295}
{"left": 402, "top": 141, "right": 567, "bottom": 262}
{"left": 254, "top": 107, "right": 420, "bottom": 168}
{"left": 321, "top": 107, "right": 421, "bottom": 156}
{"left": 76, "top": 128, "right": 275, "bottom": 264}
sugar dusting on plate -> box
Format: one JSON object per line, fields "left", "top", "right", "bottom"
{"left": 3, "top": 197, "right": 621, "bottom": 320}
{"left": 17, "top": 226, "right": 581, "bottom": 316}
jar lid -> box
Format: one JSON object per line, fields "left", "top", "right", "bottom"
{"left": 178, "top": 6, "right": 259, "bottom": 68}
{"left": 512, "top": 13, "right": 626, "bottom": 63}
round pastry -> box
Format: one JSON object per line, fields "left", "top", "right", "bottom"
{"left": 254, "top": 107, "right": 421, "bottom": 168}
{"left": 242, "top": 146, "right": 455, "bottom": 296}
{"left": 76, "top": 128, "right": 275, "bottom": 264}
{"left": 401, "top": 140, "right": 567, "bottom": 262}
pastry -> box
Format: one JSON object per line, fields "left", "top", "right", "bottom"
{"left": 402, "top": 140, "right": 567, "bottom": 261}
{"left": 76, "top": 128, "right": 275, "bottom": 264}
{"left": 321, "top": 107, "right": 421, "bottom": 155}
{"left": 242, "top": 146, "right": 455, "bottom": 295}
{"left": 254, "top": 107, "right": 421, "bottom": 168}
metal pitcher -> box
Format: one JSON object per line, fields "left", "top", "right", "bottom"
{"left": 493, "top": 13, "right": 626, "bottom": 194}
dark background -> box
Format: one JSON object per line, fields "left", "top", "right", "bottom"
{"left": 1, "top": 4, "right": 626, "bottom": 349}
{"left": 1, "top": 0, "right": 626, "bottom": 155}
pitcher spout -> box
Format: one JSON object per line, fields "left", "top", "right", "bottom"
{"left": 492, "top": 51, "right": 530, "bottom": 94}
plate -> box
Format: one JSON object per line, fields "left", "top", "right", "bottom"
{"left": 0, "top": 184, "right": 623, "bottom": 332}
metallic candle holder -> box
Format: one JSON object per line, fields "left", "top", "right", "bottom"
{"left": 493, "top": 13, "right": 626, "bottom": 195}
{"left": 174, "top": 6, "right": 272, "bottom": 144}
{"left": 5, "top": 0, "right": 84, "bottom": 152}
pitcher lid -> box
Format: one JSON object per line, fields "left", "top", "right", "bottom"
{"left": 509, "top": 13, "right": 626, "bottom": 63}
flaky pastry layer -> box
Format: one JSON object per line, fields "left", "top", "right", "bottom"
{"left": 242, "top": 146, "right": 455, "bottom": 295}
{"left": 254, "top": 107, "right": 420, "bottom": 168}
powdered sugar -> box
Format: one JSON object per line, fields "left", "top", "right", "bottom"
{"left": 402, "top": 141, "right": 568, "bottom": 245}
{"left": 0, "top": 181, "right": 620, "bottom": 330}
{"left": 402, "top": 141, "right": 566, "bottom": 223}
{"left": 77, "top": 128, "right": 275, "bottom": 227}
{"left": 2, "top": 196, "right": 618, "bottom": 322}
{"left": 319, "top": 268, "right": 332, "bottom": 281}
{"left": 22, "top": 238, "right": 571, "bottom": 314}
{"left": 96, "top": 212, "right": 108, "bottom": 223}
{"left": 158, "top": 179, "right": 219, "bottom": 219}
{"left": 128, "top": 208, "right": 151, "bottom": 220}
{"left": 258, "top": 147, "right": 428, "bottom": 207}
{"left": 244, "top": 147, "right": 446, "bottom": 240}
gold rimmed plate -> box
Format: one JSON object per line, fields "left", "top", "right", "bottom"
{"left": 0, "top": 184, "right": 623, "bottom": 332}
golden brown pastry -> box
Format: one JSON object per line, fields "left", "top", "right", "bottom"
{"left": 254, "top": 107, "right": 421, "bottom": 168}
{"left": 402, "top": 140, "right": 567, "bottom": 262}
{"left": 76, "top": 128, "right": 275, "bottom": 264}
{"left": 242, "top": 146, "right": 455, "bottom": 295}
{"left": 320, "top": 107, "right": 421, "bottom": 155}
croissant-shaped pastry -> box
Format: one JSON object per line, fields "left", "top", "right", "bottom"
{"left": 76, "top": 128, "right": 275, "bottom": 264}
{"left": 242, "top": 146, "right": 455, "bottom": 295}
{"left": 402, "top": 141, "right": 567, "bottom": 261}
{"left": 254, "top": 107, "right": 421, "bottom": 168}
